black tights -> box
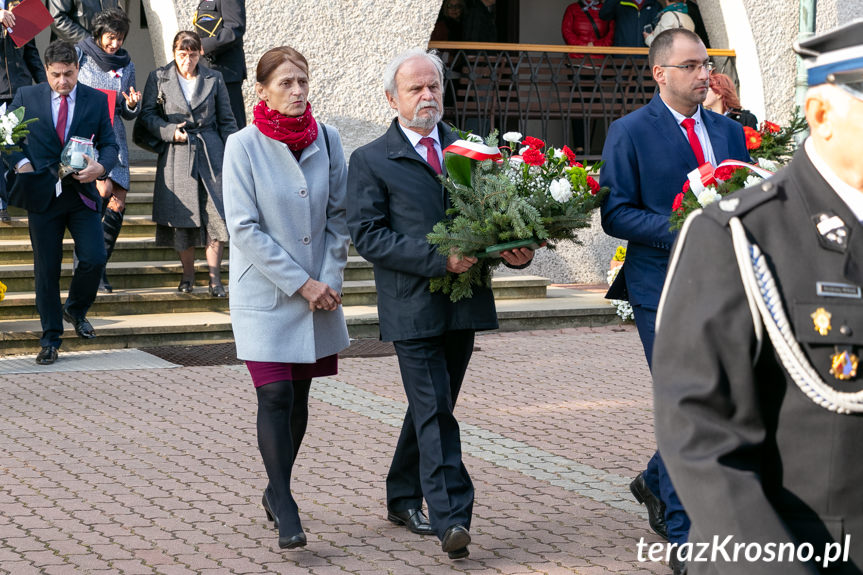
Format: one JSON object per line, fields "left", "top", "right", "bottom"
{"left": 256, "top": 378, "right": 311, "bottom": 535}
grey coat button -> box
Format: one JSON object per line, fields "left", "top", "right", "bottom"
{"left": 302, "top": 236, "right": 310, "bottom": 244}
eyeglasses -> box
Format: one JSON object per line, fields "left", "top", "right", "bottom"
{"left": 659, "top": 61, "right": 715, "bottom": 74}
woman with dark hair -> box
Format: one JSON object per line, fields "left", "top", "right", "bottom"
{"left": 76, "top": 7, "right": 140, "bottom": 292}
{"left": 139, "top": 31, "right": 237, "bottom": 296}
{"left": 222, "top": 46, "right": 349, "bottom": 550}
{"left": 705, "top": 72, "right": 758, "bottom": 129}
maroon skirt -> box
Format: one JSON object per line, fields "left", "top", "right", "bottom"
{"left": 246, "top": 354, "right": 338, "bottom": 388}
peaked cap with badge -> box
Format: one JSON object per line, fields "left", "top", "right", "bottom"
{"left": 651, "top": 19, "right": 863, "bottom": 575}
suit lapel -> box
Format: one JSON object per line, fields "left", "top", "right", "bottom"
{"left": 702, "top": 108, "right": 732, "bottom": 163}
{"left": 189, "top": 68, "right": 216, "bottom": 112}
{"left": 646, "top": 95, "right": 696, "bottom": 166}
{"left": 66, "top": 85, "right": 86, "bottom": 143}
{"left": 38, "top": 84, "right": 63, "bottom": 154}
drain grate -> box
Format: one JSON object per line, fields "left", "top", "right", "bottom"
{"left": 140, "top": 339, "right": 396, "bottom": 367}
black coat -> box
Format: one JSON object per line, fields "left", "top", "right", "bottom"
{"left": 49, "top": 0, "right": 127, "bottom": 43}
{"left": 0, "top": 38, "right": 46, "bottom": 101}
{"left": 196, "top": 0, "right": 246, "bottom": 83}
{"left": 347, "top": 120, "right": 499, "bottom": 341}
{"left": 654, "top": 148, "right": 863, "bottom": 574}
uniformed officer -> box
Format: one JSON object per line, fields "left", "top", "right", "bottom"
{"left": 653, "top": 19, "right": 863, "bottom": 575}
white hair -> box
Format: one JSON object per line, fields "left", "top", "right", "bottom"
{"left": 383, "top": 48, "right": 445, "bottom": 97}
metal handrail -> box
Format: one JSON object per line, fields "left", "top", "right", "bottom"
{"left": 429, "top": 42, "right": 737, "bottom": 160}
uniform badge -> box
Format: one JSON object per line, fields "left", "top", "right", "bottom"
{"left": 811, "top": 307, "right": 832, "bottom": 336}
{"left": 830, "top": 350, "right": 859, "bottom": 380}
{"left": 813, "top": 213, "right": 849, "bottom": 252}
{"left": 719, "top": 198, "right": 740, "bottom": 212}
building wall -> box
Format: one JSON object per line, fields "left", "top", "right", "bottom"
{"left": 134, "top": 0, "right": 854, "bottom": 285}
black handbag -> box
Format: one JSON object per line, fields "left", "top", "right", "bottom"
{"left": 133, "top": 76, "right": 166, "bottom": 154}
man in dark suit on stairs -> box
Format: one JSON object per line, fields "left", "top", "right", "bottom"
{"left": 5, "top": 41, "right": 118, "bottom": 365}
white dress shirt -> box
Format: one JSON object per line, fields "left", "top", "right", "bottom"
{"left": 661, "top": 99, "right": 718, "bottom": 167}
{"left": 52, "top": 85, "right": 77, "bottom": 139}
{"left": 398, "top": 122, "right": 443, "bottom": 169}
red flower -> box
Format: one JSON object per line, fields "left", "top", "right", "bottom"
{"left": 587, "top": 176, "right": 600, "bottom": 195}
{"left": 522, "top": 148, "right": 546, "bottom": 166}
{"left": 682, "top": 180, "right": 691, "bottom": 193}
{"left": 744, "top": 126, "right": 762, "bottom": 150}
{"left": 522, "top": 136, "right": 545, "bottom": 149}
{"left": 672, "top": 192, "right": 684, "bottom": 212}
{"left": 562, "top": 145, "right": 577, "bottom": 165}
{"left": 714, "top": 165, "right": 744, "bottom": 181}
{"left": 762, "top": 121, "right": 781, "bottom": 134}
{"left": 574, "top": 161, "right": 583, "bottom": 168}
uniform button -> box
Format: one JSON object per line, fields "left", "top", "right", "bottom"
{"left": 302, "top": 236, "right": 310, "bottom": 245}
{"left": 299, "top": 189, "right": 307, "bottom": 198}
{"left": 841, "top": 324, "right": 853, "bottom": 336}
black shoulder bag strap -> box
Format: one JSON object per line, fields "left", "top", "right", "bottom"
{"left": 584, "top": 9, "right": 602, "bottom": 40}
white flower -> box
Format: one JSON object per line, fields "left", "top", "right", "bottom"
{"left": 0, "top": 103, "right": 6, "bottom": 116}
{"left": 552, "top": 148, "right": 565, "bottom": 160}
{"left": 465, "top": 133, "right": 483, "bottom": 143}
{"left": 549, "top": 178, "right": 573, "bottom": 203}
{"left": 519, "top": 146, "right": 530, "bottom": 155}
{"left": 696, "top": 187, "right": 721, "bottom": 207}
{"left": 502, "top": 131, "right": 522, "bottom": 143}
{"left": 756, "top": 157, "right": 778, "bottom": 172}
{"left": 744, "top": 174, "right": 763, "bottom": 188}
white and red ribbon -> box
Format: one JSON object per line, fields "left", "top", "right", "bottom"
{"left": 686, "top": 160, "right": 775, "bottom": 194}
{"left": 443, "top": 139, "right": 502, "bottom": 161}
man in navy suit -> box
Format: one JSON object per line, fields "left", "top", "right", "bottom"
{"left": 599, "top": 28, "right": 749, "bottom": 573}
{"left": 6, "top": 41, "right": 118, "bottom": 365}
{"left": 347, "top": 49, "right": 534, "bottom": 560}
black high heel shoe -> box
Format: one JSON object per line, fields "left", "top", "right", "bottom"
{"left": 209, "top": 282, "right": 226, "bottom": 297}
{"left": 262, "top": 489, "right": 279, "bottom": 530}
{"left": 279, "top": 531, "right": 307, "bottom": 549}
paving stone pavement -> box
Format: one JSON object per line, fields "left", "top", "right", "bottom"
{"left": 0, "top": 326, "right": 672, "bottom": 575}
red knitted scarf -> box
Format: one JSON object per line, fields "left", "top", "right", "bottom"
{"left": 253, "top": 100, "right": 318, "bottom": 151}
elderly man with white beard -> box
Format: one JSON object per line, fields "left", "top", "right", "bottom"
{"left": 346, "top": 48, "right": 534, "bottom": 560}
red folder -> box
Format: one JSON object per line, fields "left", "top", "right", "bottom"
{"left": 8, "top": 0, "right": 54, "bottom": 48}
{"left": 97, "top": 88, "right": 117, "bottom": 125}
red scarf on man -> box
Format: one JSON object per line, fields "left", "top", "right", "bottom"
{"left": 253, "top": 100, "right": 318, "bottom": 151}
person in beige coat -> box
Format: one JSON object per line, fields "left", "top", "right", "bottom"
{"left": 222, "top": 46, "right": 349, "bottom": 551}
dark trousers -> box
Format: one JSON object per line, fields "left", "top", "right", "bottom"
{"left": 632, "top": 303, "right": 691, "bottom": 545}
{"left": 29, "top": 188, "right": 106, "bottom": 348}
{"left": 225, "top": 81, "right": 246, "bottom": 129}
{"left": 387, "top": 330, "right": 475, "bottom": 539}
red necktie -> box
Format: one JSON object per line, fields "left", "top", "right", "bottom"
{"left": 681, "top": 118, "right": 705, "bottom": 166}
{"left": 56, "top": 94, "right": 68, "bottom": 143}
{"left": 419, "top": 137, "right": 442, "bottom": 175}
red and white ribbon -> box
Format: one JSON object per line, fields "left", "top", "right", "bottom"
{"left": 686, "top": 160, "right": 775, "bottom": 194}
{"left": 443, "top": 139, "right": 502, "bottom": 161}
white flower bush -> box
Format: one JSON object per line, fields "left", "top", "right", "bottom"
{"left": 549, "top": 178, "right": 573, "bottom": 203}
{"left": 696, "top": 188, "right": 721, "bottom": 207}
{"left": 502, "top": 131, "right": 522, "bottom": 143}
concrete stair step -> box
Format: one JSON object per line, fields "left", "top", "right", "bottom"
{"left": 0, "top": 286, "right": 620, "bottom": 355}
{"left": 0, "top": 214, "right": 158, "bottom": 240}
{"left": 0, "top": 275, "right": 550, "bottom": 320}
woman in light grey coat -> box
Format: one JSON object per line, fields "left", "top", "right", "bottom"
{"left": 139, "top": 30, "right": 237, "bottom": 296}
{"left": 222, "top": 46, "right": 349, "bottom": 551}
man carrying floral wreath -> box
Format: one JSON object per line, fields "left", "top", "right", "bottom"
{"left": 346, "top": 48, "right": 534, "bottom": 561}
{"left": 599, "top": 27, "right": 749, "bottom": 574}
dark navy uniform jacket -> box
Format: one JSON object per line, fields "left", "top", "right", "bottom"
{"left": 654, "top": 147, "right": 863, "bottom": 574}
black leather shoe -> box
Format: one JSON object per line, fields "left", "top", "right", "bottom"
{"left": 208, "top": 283, "right": 226, "bottom": 298}
{"left": 441, "top": 525, "right": 471, "bottom": 556}
{"left": 278, "top": 531, "right": 307, "bottom": 549}
{"left": 630, "top": 472, "right": 668, "bottom": 541}
{"left": 262, "top": 489, "right": 279, "bottom": 530}
{"left": 35, "top": 346, "right": 58, "bottom": 365}
{"left": 177, "top": 280, "right": 193, "bottom": 294}
{"left": 387, "top": 508, "right": 434, "bottom": 535}
{"left": 63, "top": 310, "right": 96, "bottom": 339}
{"left": 447, "top": 546, "right": 470, "bottom": 560}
